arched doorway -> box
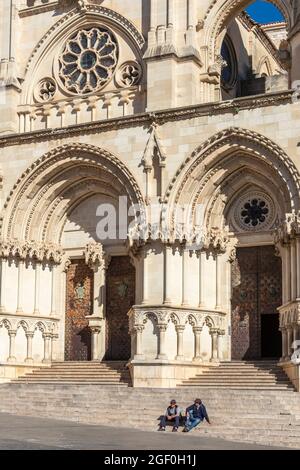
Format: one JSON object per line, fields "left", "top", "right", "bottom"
{"left": 231, "top": 246, "right": 282, "bottom": 359}
{"left": 0, "top": 143, "right": 144, "bottom": 364}
{"left": 105, "top": 256, "right": 135, "bottom": 361}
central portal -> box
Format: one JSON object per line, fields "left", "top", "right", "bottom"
{"left": 231, "top": 246, "right": 282, "bottom": 360}
{"left": 105, "top": 256, "right": 135, "bottom": 361}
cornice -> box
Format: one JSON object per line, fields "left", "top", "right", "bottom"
{"left": 0, "top": 90, "right": 293, "bottom": 149}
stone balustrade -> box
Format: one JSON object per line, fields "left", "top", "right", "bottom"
{"left": 128, "top": 306, "right": 226, "bottom": 364}
{"left": 18, "top": 86, "right": 144, "bottom": 133}
{"left": 0, "top": 313, "right": 59, "bottom": 365}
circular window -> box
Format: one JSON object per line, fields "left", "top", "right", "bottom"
{"left": 232, "top": 191, "right": 276, "bottom": 232}
{"left": 59, "top": 27, "right": 118, "bottom": 95}
{"left": 241, "top": 198, "right": 269, "bottom": 227}
{"left": 221, "top": 35, "right": 237, "bottom": 89}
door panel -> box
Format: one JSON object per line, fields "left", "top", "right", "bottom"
{"left": 231, "top": 246, "right": 282, "bottom": 360}
{"left": 105, "top": 256, "right": 135, "bottom": 361}
{"left": 65, "top": 259, "right": 93, "bottom": 361}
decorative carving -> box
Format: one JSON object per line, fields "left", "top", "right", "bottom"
{"left": 59, "top": 27, "right": 118, "bottom": 95}
{"left": 232, "top": 191, "right": 276, "bottom": 232}
{"left": 1, "top": 143, "right": 145, "bottom": 242}
{"left": 24, "top": 4, "right": 145, "bottom": 77}
{"left": 85, "top": 242, "right": 104, "bottom": 269}
{"left": 116, "top": 61, "right": 142, "bottom": 88}
{"left": 0, "top": 239, "right": 65, "bottom": 264}
{"left": 35, "top": 78, "right": 57, "bottom": 102}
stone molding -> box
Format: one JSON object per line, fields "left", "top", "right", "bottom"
{"left": 275, "top": 211, "right": 300, "bottom": 245}
{"left": 0, "top": 239, "right": 64, "bottom": 264}
{"left": 85, "top": 242, "right": 104, "bottom": 269}
{"left": 203, "top": 0, "right": 291, "bottom": 62}
{"left": 279, "top": 301, "right": 300, "bottom": 327}
{"left": 0, "top": 314, "right": 59, "bottom": 336}
{"left": 23, "top": 3, "right": 145, "bottom": 76}
{"left": 164, "top": 126, "right": 300, "bottom": 212}
{"left": 127, "top": 226, "right": 236, "bottom": 258}
{"left": 1, "top": 142, "right": 145, "bottom": 242}
{"left": 128, "top": 305, "right": 226, "bottom": 332}
{"left": 0, "top": 91, "right": 293, "bottom": 148}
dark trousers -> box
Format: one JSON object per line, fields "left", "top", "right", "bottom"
{"left": 160, "top": 415, "right": 180, "bottom": 428}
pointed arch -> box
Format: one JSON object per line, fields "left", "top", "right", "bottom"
{"left": 21, "top": 5, "right": 145, "bottom": 104}
{"left": 165, "top": 127, "right": 300, "bottom": 231}
{"left": 203, "top": 0, "right": 291, "bottom": 62}
{"left": 1, "top": 143, "right": 144, "bottom": 245}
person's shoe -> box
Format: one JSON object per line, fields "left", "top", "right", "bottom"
{"left": 182, "top": 427, "right": 189, "bottom": 433}
{"left": 172, "top": 427, "right": 178, "bottom": 432}
{"left": 158, "top": 427, "right": 166, "bottom": 431}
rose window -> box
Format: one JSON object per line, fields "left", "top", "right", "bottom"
{"left": 240, "top": 198, "right": 270, "bottom": 227}
{"left": 59, "top": 27, "right": 118, "bottom": 94}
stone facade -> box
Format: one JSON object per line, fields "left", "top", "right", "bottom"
{"left": 0, "top": 0, "right": 300, "bottom": 388}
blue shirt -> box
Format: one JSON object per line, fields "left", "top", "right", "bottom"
{"left": 186, "top": 403, "right": 210, "bottom": 423}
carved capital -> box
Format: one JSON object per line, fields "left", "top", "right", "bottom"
{"left": 85, "top": 242, "right": 105, "bottom": 270}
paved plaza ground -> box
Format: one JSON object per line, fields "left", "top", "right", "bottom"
{"left": 0, "top": 413, "right": 286, "bottom": 450}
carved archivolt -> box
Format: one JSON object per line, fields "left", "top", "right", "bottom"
{"left": 164, "top": 127, "right": 300, "bottom": 235}
{"left": 1, "top": 143, "right": 144, "bottom": 243}
{"left": 203, "top": 0, "right": 291, "bottom": 62}
{"left": 25, "top": 4, "right": 145, "bottom": 76}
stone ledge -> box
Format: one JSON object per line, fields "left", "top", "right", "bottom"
{"left": 0, "top": 90, "right": 293, "bottom": 148}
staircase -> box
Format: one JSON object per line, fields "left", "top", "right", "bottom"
{"left": 10, "top": 361, "right": 131, "bottom": 386}
{"left": 1, "top": 361, "right": 300, "bottom": 449}
{"left": 179, "top": 360, "right": 294, "bottom": 390}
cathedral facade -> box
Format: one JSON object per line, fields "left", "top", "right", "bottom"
{"left": 0, "top": 0, "right": 300, "bottom": 389}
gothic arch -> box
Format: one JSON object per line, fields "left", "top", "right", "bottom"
{"left": 165, "top": 127, "right": 300, "bottom": 232}
{"left": 21, "top": 5, "right": 145, "bottom": 104}
{"left": 1, "top": 143, "right": 144, "bottom": 245}
{"left": 203, "top": 0, "right": 291, "bottom": 61}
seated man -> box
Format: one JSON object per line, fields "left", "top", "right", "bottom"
{"left": 158, "top": 399, "right": 181, "bottom": 432}
{"left": 183, "top": 398, "right": 210, "bottom": 432}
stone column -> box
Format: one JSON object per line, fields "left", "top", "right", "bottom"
{"left": 134, "top": 325, "right": 145, "bottom": 360}
{"left": 168, "top": 0, "right": 175, "bottom": 27}
{"left": 91, "top": 326, "right": 101, "bottom": 361}
{"left": 42, "top": 334, "right": 51, "bottom": 363}
{"left": 25, "top": 332, "right": 34, "bottom": 364}
{"left": 163, "top": 245, "right": 172, "bottom": 305}
{"left": 198, "top": 251, "right": 205, "bottom": 307}
{"left": 287, "top": 326, "right": 293, "bottom": 359}
{"left": 210, "top": 328, "right": 219, "bottom": 362}
{"left": 175, "top": 325, "right": 185, "bottom": 361}
{"left": 33, "top": 262, "right": 41, "bottom": 314}
{"left": 182, "top": 249, "right": 189, "bottom": 307}
{"left": 150, "top": 0, "right": 158, "bottom": 31}
{"left": 50, "top": 264, "right": 56, "bottom": 316}
{"left": 16, "top": 259, "right": 24, "bottom": 313}
{"left": 156, "top": 324, "right": 168, "bottom": 360}
{"left": 7, "top": 330, "right": 17, "bottom": 363}
{"left": 293, "top": 323, "right": 299, "bottom": 350}
{"left": 92, "top": 265, "right": 105, "bottom": 317}
{"left": 0, "top": 258, "right": 7, "bottom": 313}
{"left": 215, "top": 253, "right": 222, "bottom": 310}
{"left": 285, "top": 245, "right": 291, "bottom": 304}
{"left": 141, "top": 250, "right": 149, "bottom": 305}
{"left": 192, "top": 326, "right": 202, "bottom": 362}
{"left": 280, "top": 327, "right": 288, "bottom": 362}
{"left": 297, "top": 238, "right": 300, "bottom": 299}
{"left": 291, "top": 240, "right": 297, "bottom": 301}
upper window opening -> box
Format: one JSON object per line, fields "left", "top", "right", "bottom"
{"left": 245, "top": 1, "right": 284, "bottom": 24}
{"left": 221, "top": 36, "right": 237, "bottom": 90}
